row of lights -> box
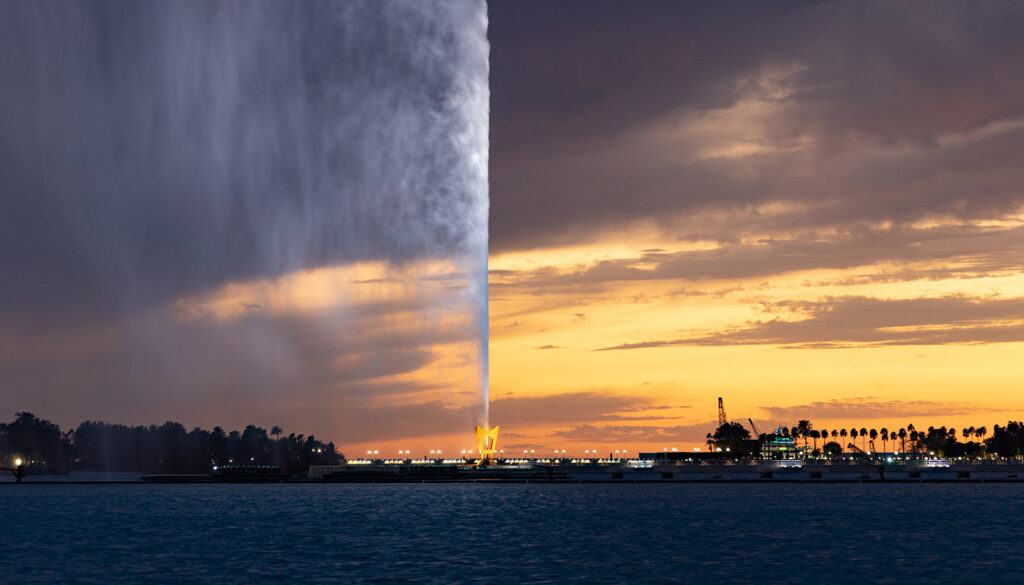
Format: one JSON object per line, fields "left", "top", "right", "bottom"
{"left": 359, "top": 449, "right": 634, "bottom": 458}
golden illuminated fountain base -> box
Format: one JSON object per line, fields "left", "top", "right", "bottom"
{"left": 475, "top": 425, "right": 499, "bottom": 465}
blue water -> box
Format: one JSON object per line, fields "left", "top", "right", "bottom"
{"left": 1, "top": 483, "right": 1022, "bottom": 584}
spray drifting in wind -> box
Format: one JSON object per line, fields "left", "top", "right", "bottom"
{"left": 0, "top": 1, "right": 490, "bottom": 434}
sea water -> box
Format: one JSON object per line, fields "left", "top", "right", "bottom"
{"left": 1, "top": 483, "right": 1021, "bottom": 584}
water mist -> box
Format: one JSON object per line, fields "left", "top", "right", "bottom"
{"left": 0, "top": 1, "right": 490, "bottom": 438}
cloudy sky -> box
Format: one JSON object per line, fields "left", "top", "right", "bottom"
{"left": 4, "top": 1, "right": 1024, "bottom": 456}
{"left": 485, "top": 0, "right": 1024, "bottom": 454}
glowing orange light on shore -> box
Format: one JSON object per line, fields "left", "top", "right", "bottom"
{"left": 475, "top": 425, "right": 500, "bottom": 462}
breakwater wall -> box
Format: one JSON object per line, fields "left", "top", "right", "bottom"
{"left": 310, "top": 461, "right": 1024, "bottom": 483}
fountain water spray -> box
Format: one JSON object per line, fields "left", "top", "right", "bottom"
{"left": 0, "top": 1, "right": 490, "bottom": 434}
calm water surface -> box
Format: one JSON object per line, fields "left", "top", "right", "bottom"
{"left": 1, "top": 483, "right": 1022, "bottom": 584}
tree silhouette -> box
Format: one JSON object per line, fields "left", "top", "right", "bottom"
{"left": 0, "top": 412, "right": 71, "bottom": 472}
{"left": 797, "top": 420, "right": 813, "bottom": 449}
{"left": 984, "top": 423, "right": 1023, "bottom": 458}
{"left": 822, "top": 441, "right": 842, "bottom": 458}
{"left": 0, "top": 414, "right": 341, "bottom": 474}
{"left": 708, "top": 423, "right": 756, "bottom": 456}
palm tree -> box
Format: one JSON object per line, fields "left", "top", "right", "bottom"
{"left": 860, "top": 428, "right": 868, "bottom": 450}
{"left": 869, "top": 429, "right": 878, "bottom": 451}
{"left": 976, "top": 426, "right": 987, "bottom": 441}
{"left": 880, "top": 428, "right": 889, "bottom": 452}
{"left": 797, "top": 420, "right": 812, "bottom": 449}
{"left": 811, "top": 430, "right": 821, "bottom": 451}
{"left": 898, "top": 428, "right": 907, "bottom": 452}
{"left": 271, "top": 426, "right": 283, "bottom": 440}
{"left": 840, "top": 428, "right": 848, "bottom": 450}
{"left": 850, "top": 428, "right": 858, "bottom": 448}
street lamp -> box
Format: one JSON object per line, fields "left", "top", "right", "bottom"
{"left": 8, "top": 458, "right": 25, "bottom": 482}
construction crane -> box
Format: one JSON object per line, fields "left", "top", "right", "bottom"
{"left": 717, "top": 397, "right": 728, "bottom": 426}
{"left": 748, "top": 418, "right": 761, "bottom": 438}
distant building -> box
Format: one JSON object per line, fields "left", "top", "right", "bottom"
{"left": 762, "top": 427, "right": 801, "bottom": 459}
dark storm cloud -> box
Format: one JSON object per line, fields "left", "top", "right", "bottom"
{"left": 488, "top": 0, "right": 1024, "bottom": 252}
{"left": 597, "top": 294, "right": 1024, "bottom": 350}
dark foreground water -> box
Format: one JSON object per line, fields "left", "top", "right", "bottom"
{"left": 1, "top": 483, "right": 1022, "bottom": 584}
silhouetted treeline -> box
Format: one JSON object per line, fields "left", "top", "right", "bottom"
{"left": 706, "top": 418, "right": 1024, "bottom": 459}
{"left": 1, "top": 412, "right": 342, "bottom": 474}
{"left": 986, "top": 422, "right": 1024, "bottom": 458}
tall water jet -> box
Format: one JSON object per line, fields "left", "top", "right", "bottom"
{"left": 0, "top": 1, "right": 490, "bottom": 440}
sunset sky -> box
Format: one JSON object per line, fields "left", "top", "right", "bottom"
{"left": 484, "top": 1, "right": 1024, "bottom": 455}
{"left": 3, "top": 1, "right": 1024, "bottom": 458}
